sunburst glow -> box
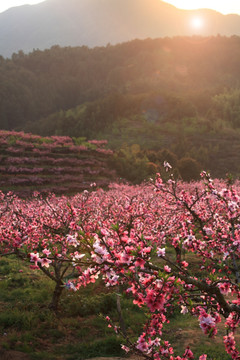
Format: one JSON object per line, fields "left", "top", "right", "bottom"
{"left": 190, "top": 17, "right": 204, "bottom": 30}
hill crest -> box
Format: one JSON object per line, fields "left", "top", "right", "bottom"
{"left": 0, "top": 0, "right": 240, "bottom": 57}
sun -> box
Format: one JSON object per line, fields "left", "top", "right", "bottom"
{"left": 190, "top": 16, "right": 204, "bottom": 30}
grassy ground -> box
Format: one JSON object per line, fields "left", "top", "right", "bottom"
{"left": 0, "top": 256, "right": 238, "bottom": 359}
{"left": 0, "top": 257, "right": 135, "bottom": 359}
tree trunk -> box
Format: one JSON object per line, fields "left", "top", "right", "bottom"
{"left": 116, "top": 286, "right": 126, "bottom": 336}
{"left": 175, "top": 246, "right": 182, "bottom": 262}
{"left": 48, "top": 281, "right": 64, "bottom": 312}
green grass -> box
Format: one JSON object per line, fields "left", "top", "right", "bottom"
{"left": 0, "top": 256, "right": 238, "bottom": 360}
{"left": 0, "top": 256, "right": 127, "bottom": 359}
{"left": 59, "top": 336, "right": 125, "bottom": 360}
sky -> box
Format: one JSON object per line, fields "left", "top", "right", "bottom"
{"left": 0, "top": 0, "right": 45, "bottom": 14}
{"left": 163, "top": 0, "right": 240, "bottom": 15}
{"left": 0, "top": 0, "right": 239, "bottom": 15}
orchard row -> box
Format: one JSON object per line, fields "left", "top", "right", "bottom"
{"left": 0, "top": 171, "right": 239, "bottom": 359}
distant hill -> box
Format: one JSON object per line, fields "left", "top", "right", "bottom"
{"left": 0, "top": 36, "right": 240, "bottom": 179}
{"left": 0, "top": 0, "right": 240, "bottom": 57}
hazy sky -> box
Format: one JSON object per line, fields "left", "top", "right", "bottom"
{"left": 0, "top": 0, "right": 239, "bottom": 15}
{"left": 0, "top": 0, "right": 45, "bottom": 14}
{"left": 163, "top": 0, "right": 240, "bottom": 15}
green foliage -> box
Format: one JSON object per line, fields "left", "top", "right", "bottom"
{"left": 72, "top": 136, "right": 87, "bottom": 146}
{"left": 7, "top": 135, "right": 17, "bottom": 145}
{"left": 211, "top": 89, "right": 240, "bottom": 128}
{"left": 157, "top": 148, "right": 178, "bottom": 167}
{"left": 178, "top": 157, "right": 201, "bottom": 182}
{"left": 111, "top": 144, "right": 156, "bottom": 183}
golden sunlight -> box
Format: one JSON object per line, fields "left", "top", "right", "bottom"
{"left": 190, "top": 16, "right": 204, "bottom": 30}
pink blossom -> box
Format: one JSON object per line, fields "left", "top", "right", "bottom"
{"left": 163, "top": 161, "right": 172, "bottom": 171}
{"left": 199, "top": 312, "right": 217, "bottom": 336}
{"left": 181, "top": 305, "right": 188, "bottom": 314}
{"left": 30, "top": 252, "right": 40, "bottom": 266}
{"left": 199, "top": 355, "right": 207, "bottom": 360}
{"left": 135, "top": 258, "right": 146, "bottom": 268}
{"left": 218, "top": 282, "right": 231, "bottom": 295}
{"left": 39, "top": 258, "right": 52, "bottom": 268}
{"left": 42, "top": 248, "right": 51, "bottom": 256}
{"left": 157, "top": 247, "right": 166, "bottom": 257}
{"left": 66, "top": 234, "right": 79, "bottom": 247}
{"left": 164, "top": 265, "right": 171, "bottom": 273}
{"left": 121, "top": 345, "right": 130, "bottom": 353}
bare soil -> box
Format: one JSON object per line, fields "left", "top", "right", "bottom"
{"left": 0, "top": 349, "right": 31, "bottom": 360}
{"left": 88, "top": 358, "right": 143, "bottom": 360}
{"left": 0, "top": 350, "right": 144, "bottom": 360}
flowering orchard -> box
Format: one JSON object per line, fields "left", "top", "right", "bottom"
{"left": 0, "top": 171, "right": 239, "bottom": 359}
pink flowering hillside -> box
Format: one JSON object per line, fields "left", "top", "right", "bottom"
{"left": 0, "top": 130, "right": 117, "bottom": 196}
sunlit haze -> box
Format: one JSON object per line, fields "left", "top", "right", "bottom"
{"left": 0, "top": 0, "right": 45, "bottom": 14}
{"left": 190, "top": 17, "right": 204, "bottom": 30}
{"left": 163, "top": 0, "right": 240, "bottom": 15}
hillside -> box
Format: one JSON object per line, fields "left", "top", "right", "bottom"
{"left": 0, "top": 130, "right": 117, "bottom": 196}
{"left": 0, "top": 37, "right": 240, "bottom": 180}
{"left": 0, "top": 0, "right": 240, "bottom": 57}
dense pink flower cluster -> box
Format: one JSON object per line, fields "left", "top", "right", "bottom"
{"left": 0, "top": 171, "right": 239, "bottom": 358}
{"left": 88, "top": 140, "right": 108, "bottom": 146}
{"left": 96, "top": 148, "right": 114, "bottom": 155}
{"left": 198, "top": 309, "right": 221, "bottom": 336}
{"left": 224, "top": 333, "right": 240, "bottom": 359}
{"left": 0, "top": 130, "right": 112, "bottom": 152}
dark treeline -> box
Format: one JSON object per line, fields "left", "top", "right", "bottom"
{"left": 0, "top": 36, "right": 240, "bottom": 180}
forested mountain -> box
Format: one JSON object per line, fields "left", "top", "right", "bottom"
{"left": 0, "top": 0, "right": 240, "bottom": 57}
{"left": 0, "top": 36, "right": 240, "bottom": 180}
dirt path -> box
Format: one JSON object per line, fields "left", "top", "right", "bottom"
{"left": 0, "top": 352, "right": 144, "bottom": 360}
{"left": 0, "top": 350, "right": 145, "bottom": 360}
{"left": 88, "top": 357, "right": 144, "bottom": 360}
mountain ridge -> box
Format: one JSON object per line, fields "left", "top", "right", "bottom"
{"left": 0, "top": 0, "right": 240, "bottom": 57}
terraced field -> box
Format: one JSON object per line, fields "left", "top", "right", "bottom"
{"left": 0, "top": 131, "right": 117, "bottom": 196}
